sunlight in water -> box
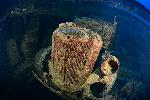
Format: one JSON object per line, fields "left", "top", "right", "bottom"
{"left": 136, "top": 0, "right": 150, "bottom": 10}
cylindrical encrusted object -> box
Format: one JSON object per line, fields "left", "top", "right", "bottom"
{"left": 49, "top": 22, "right": 102, "bottom": 92}
{"left": 101, "top": 55, "right": 120, "bottom": 76}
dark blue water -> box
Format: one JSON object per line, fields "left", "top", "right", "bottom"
{"left": 0, "top": 0, "right": 150, "bottom": 100}
{"left": 136, "top": 0, "right": 150, "bottom": 10}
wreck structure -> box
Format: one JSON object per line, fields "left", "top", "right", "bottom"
{"left": 33, "top": 18, "right": 120, "bottom": 99}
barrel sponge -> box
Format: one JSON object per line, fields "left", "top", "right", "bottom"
{"left": 49, "top": 22, "right": 103, "bottom": 92}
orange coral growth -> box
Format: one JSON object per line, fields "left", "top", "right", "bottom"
{"left": 49, "top": 22, "right": 102, "bottom": 92}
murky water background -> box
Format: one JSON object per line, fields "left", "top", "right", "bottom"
{"left": 0, "top": 0, "right": 150, "bottom": 100}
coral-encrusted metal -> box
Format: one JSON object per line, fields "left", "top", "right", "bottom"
{"left": 49, "top": 22, "right": 102, "bottom": 92}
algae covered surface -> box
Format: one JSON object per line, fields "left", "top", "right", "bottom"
{"left": 0, "top": 0, "right": 150, "bottom": 100}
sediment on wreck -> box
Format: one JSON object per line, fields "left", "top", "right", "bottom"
{"left": 74, "top": 17, "right": 117, "bottom": 49}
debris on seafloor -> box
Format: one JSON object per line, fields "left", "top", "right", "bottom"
{"left": 121, "top": 80, "right": 146, "bottom": 99}
{"left": 6, "top": 39, "right": 22, "bottom": 66}
{"left": 6, "top": 39, "right": 34, "bottom": 88}
{"left": 5, "top": 15, "right": 40, "bottom": 90}
{"left": 6, "top": 14, "right": 39, "bottom": 64}
{"left": 33, "top": 18, "right": 120, "bottom": 100}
